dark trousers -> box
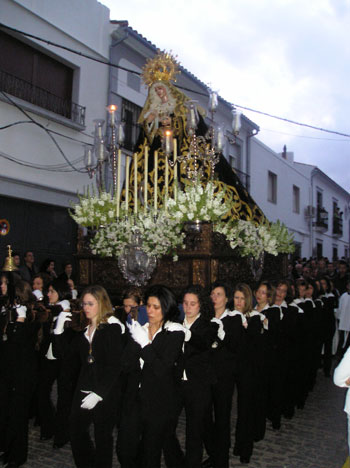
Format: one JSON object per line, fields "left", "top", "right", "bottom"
{"left": 70, "top": 404, "right": 115, "bottom": 468}
{"left": 0, "top": 377, "right": 36, "bottom": 466}
{"left": 38, "top": 358, "right": 60, "bottom": 439}
{"left": 163, "top": 380, "right": 212, "bottom": 468}
{"left": 117, "top": 395, "right": 178, "bottom": 468}
{"left": 203, "top": 374, "right": 235, "bottom": 468}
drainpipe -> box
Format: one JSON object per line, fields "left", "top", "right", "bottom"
{"left": 310, "top": 168, "right": 317, "bottom": 258}
{"left": 246, "top": 128, "right": 258, "bottom": 193}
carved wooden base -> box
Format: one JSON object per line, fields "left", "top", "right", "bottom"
{"left": 76, "top": 223, "right": 287, "bottom": 303}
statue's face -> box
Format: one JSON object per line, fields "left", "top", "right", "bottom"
{"left": 155, "top": 85, "right": 167, "bottom": 99}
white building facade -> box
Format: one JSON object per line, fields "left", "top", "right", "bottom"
{"left": 250, "top": 139, "right": 350, "bottom": 260}
{"left": 0, "top": 0, "right": 111, "bottom": 263}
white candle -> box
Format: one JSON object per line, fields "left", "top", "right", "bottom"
{"left": 125, "top": 155, "right": 130, "bottom": 213}
{"left": 144, "top": 146, "right": 148, "bottom": 213}
{"left": 154, "top": 151, "right": 158, "bottom": 211}
{"left": 165, "top": 131, "right": 171, "bottom": 154}
{"left": 209, "top": 91, "right": 218, "bottom": 112}
{"left": 165, "top": 154, "right": 169, "bottom": 212}
{"left": 116, "top": 149, "right": 121, "bottom": 218}
{"left": 217, "top": 127, "right": 224, "bottom": 151}
{"left": 134, "top": 153, "right": 138, "bottom": 215}
{"left": 173, "top": 139, "right": 177, "bottom": 201}
{"left": 190, "top": 107, "right": 196, "bottom": 127}
{"left": 98, "top": 141, "right": 104, "bottom": 161}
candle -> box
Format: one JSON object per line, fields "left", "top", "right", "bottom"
{"left": 117, "top": 123, "right": 125, "bottom": 145}
{"left": 165, "top": 154, "right": 169, "bottom": 212}
{"left": 209, "top": 91, "right": 218, "bottom": 112}
{"left": 144, "top": 146, "right": 148, "bottom": 213}
{"left": 125, "top": 155, "right": 130, "bottom": 213}
{"left": 217, "top": 127, "right": 224, "bottom": 151}
{"left": 190, "top": 107, "right": 196, "bottom": 128}
{"left": 98, "top": 141, "right": 104, "bottom": 161}
{"left": 108, "top": 104, "right": 117, "bottom": 126}
{"left": 165, "top": 130, "right": 171, "bottom": 154}
{"left": 97, "top": 125, "right": 102, "bottom": 139}
{"left": 134, "top": 153, "right": 138, "bottom": 215}
{"left": 154, "top": 151, "right": 158, "bottom": 211}
{"left": 116, "top": 149, "right": 121, "bottom": 218}
{"left": 173, "top": 139, "right": 177, "bottom": 201}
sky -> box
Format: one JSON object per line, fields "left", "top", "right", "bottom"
{"left": 100, "top": 0, "right": 350, "bottom": 191}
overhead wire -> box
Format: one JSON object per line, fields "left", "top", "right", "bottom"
{"left": 1, "top": 22, "right": 350, "bottom": 143}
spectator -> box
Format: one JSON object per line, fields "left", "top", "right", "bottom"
{"left": 19, "top": 251, "right": 38, "bottom": 283}
{"left": 335, "top": 261, "right": 350, "bottom": 296}
{"left": 58, "top": 262, "right": 75, "bottom": 283}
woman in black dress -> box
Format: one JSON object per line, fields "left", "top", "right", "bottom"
{"left": 116, "top": 284, "right": 185, "bottom": 468}
{"left": 69, "top": 285, "right": 125, "bottom": 468}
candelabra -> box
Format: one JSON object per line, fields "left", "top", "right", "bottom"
{"left": 83, "top": 105, "right": 125, "bottom": 195}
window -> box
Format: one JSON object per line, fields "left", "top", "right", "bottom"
{"left": 121, "top": 99, "right": 142, "bottom": 151}
{"left": 0, "top": 30, "right": 84, "bottom": 125}
{"left": 127, "top": 71, "right": 141, "bottom": 92}
{"left": 333, "top": 246, "right": 338, "bottom": 261}
{"left": 267, "top": 171, "right": 277, "bottom": 203}
{"left": 316, "top": 190, "right": 323, "bottom": 209}
{"left": 293, "top": 185, "right": 300, "bottom": 213}
{"left": 316, "top": 241, "right": 323, "bottom": 259}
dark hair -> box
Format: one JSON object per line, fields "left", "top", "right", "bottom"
{"left": 210, "top": 281, "right": 232, "bottom": 301}
{"left": 233, "top": 283, "right": 253, "bottom": 314}
{"left": 15, "top": 280, "right": 36, "bottom": 306}
{"left": 40, "top": 258, "right": 55, "bottom": 273}
{"left": 183, "top": 284, "right": 215, "bottom": 320}
{"left": 307, "top": 279, "right": 319, "bottom": 300}
{"left": 275, "top": 279, "right": 293, "bottom": 304}
{"left": 48, "top": 278, "right": 72, "bottom": 302}
{"left": 144, "top": 284, "right": 180, "bottom": 324}
{"left": 122, "top": 287, "right": 143, "bottom": 305}
{"left": 319, "top": 276, "right": 331, "bottom": 294}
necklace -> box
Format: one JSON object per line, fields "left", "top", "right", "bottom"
{"left": 86, "top": 325, "right": 96, "bottom": 364}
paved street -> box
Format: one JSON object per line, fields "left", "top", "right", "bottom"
{"left": 25, "top": 368, "right": 348, "bottom": 468}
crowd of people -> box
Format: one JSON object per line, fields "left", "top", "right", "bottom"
{"left": 0, "top": 251, "right": 349, "bottom": 468}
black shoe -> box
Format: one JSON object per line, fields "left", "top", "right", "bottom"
{"left": 233, "top": 446, "right": 241, "bottom": 456}
{"left": 240, "top": 456, "right": 250, "bottom": 464}
{"left": 5, "top": 463, "right": 19, "bottom": 468}
{"left": 40, "top": 435, "right": 52, "bottom": 441}
{"left": 201, "top": 457, "right": 213, "bottom": 468}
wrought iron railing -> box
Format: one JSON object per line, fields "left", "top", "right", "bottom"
{"left": 315, "top": 207, "right": 328, "bottom": 231}
{"left": 234, "top": 168, "right": 251, "bottom": 191}
{"left": 333, "top": 215, "right": 343, "bottom": 236}
{"left": 0, "top": 69, "right": 85, "bottom": 126}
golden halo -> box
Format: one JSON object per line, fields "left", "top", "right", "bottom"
{"left": 141, "top": 50, "right": 180, "bottom": 87}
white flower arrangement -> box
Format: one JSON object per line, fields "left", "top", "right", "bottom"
{"left": 214, "top": 219, "right": 294, "bottom": 258}
{"left": 90, "top": 209, "right": 185, "bottom": 261}
{"left": 69, "top": 183, "right": 294, "bottom": 263}
{"left": 70, "top": 189, "right": 117, "bottom": 228}
{"left": 167, "top": 181, "right": 231, "bottom": 223}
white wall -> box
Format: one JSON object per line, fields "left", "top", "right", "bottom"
{"left": 1, "top": 0, "right": 111, "bottom": 206}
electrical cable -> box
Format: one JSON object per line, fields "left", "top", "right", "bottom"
{"left": 1, "top": 23, "right": 350, "bottom": 140}
{"left": 0, "top": 91, "right": 87, "bottom": 173}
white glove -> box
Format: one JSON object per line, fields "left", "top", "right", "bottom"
{"left": 54, "top": 311, "right": 72, "bottom": 335}
{"left": 80, "top": 390, "right": 103, "bottom": 410}
{"left": 107, "top": 315, "right": 125, "bottom": 333}
{"left": 211, "top": 317, "right": 225, "bottom": 340}
{"left": 33, "top": 289, "right": 44, "bottom": 300}
{"left": 164, "top": 322, "right": 186, "bottom": 333}
{"left": 128, "top": 320, "right": 149, "bottom": 348}
{"left": 16, "top": 305, "right": 27, "bottom": 319}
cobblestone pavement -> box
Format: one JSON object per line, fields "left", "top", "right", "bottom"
{"left": 25, "top": 368, "right": 348, "bottom": 468}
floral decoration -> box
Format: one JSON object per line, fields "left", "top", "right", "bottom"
{"left": 167, "top": 180, "right": 231, "bottom": 223}
{"left": 70, "top": 182, "right": 294, "bottom": 262}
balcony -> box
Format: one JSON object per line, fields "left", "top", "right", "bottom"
{"left": 333, "top": 213, "right": 343, "bottom": 238}
{"left": 314, "top": 207, "right": 328, "bottom": 232}
{"left": 0, "top": 69, "right": 85, "bottom": 126}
